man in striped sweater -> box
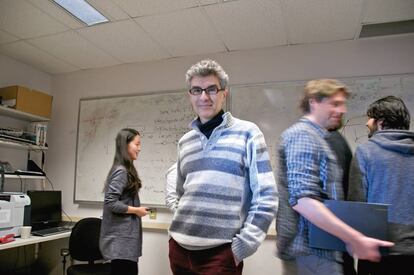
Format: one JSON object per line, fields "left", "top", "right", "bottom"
{"left": 167, "top": 59, "right": 277, "bottom": 275}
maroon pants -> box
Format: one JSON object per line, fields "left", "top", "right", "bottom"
{"left": 169, "top": 238, "right": 244, "bottom": 275}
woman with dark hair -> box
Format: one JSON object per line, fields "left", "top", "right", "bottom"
{"left": 100, "top": 128, "right": 148, "bottom": 275}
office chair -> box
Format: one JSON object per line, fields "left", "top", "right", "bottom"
{"left": 62, "top": 217, "right": 110, "bottom": 275}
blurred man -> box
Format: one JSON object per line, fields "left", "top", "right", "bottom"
{"left": 276, "top": 79, "right": 393, "bottom": 275}
{"left": 165, "top": 163, "right": 177, "bottom": 212}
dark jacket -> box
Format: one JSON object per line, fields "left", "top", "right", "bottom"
{"left": 349, "top": 130, "right": 414, "bottom": 255}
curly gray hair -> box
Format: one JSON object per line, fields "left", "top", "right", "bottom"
{"left": 185, "top": 59, "right": 229, "bottom": 89}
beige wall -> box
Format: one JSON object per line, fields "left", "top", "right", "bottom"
{"left": 0, "top": 54, "right": 52, "bottom": 93}
{"left": 0, "top": 54, "right": 52, "bottom": 193}
{"left": 47, "top": 34, "right": 414, "bottom": 275}
{"left": 0, "top": 54, "right": 54, "bottom": 273}
{"left": 1, "top": 33, "right": 414, "bottom": 274}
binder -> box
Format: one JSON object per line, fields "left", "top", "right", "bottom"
{"left": 309, "top": 200, "right": 389, "bottom": 252}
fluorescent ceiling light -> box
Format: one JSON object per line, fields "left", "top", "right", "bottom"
{"left": 359, "top": 20, "right": 414, "bottom": 38}
{"left": 53, "top": 0, "right": 109, "bottom": 26}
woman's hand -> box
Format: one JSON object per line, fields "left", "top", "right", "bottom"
{"left": 127, "top": 206, "right": 149, "bottom": 217}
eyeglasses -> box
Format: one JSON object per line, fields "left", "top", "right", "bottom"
{"left": 188, "top": 85, "right": 224, "bottom": 96}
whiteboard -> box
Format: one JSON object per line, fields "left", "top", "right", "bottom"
{"left": 74, "top": 91, "right": 195, "bottom": 205}
{"left": 230, "top": 74, "right": 414, "bottom": 171}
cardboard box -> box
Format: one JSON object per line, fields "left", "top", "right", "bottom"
{"left": 0, "top": 86, "right": 52, "bottom": 118}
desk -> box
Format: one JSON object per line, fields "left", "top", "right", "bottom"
{"left": 0, "top": 231, "right": 70, "bottom": 251}
{"left": 0, "top": 232, "right": 70, "bottom": 275}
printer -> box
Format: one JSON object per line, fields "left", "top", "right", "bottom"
{"left": 0, "top": 192, "right": 30, "bottom": 237}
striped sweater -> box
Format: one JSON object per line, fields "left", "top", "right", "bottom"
{"left": 169, "top": 112, "right": 277, "bottom": 263}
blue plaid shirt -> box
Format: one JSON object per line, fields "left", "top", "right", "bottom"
{"left": 276, "top": 117, "right": 343, "bottom": 261}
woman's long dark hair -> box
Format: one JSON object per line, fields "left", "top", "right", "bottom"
{"left": 104, "top": 128, "right": 142, "bottom": 196}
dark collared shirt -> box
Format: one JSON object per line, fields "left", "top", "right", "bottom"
{"left": 195, "top": 110, "right": 224, "bottom": 139}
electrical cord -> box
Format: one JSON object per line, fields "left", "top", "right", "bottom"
{"left": 44, "top": 175, "right": 73, "bottom": 223}
{"left": 0, "top": 163, "right": 4, "bottom": 192}
{"left": 45, "top": 174, "right": 55, "bottom": 190}
{"left": 17, "top": 174, "right": 23, "bottom": 192}
{"left": 47, "top": 164, "right": 73, "bottom": 275}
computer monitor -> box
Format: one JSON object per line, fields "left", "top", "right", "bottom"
{"left": 27, "top": 190, "right": 62, "bottom": 230}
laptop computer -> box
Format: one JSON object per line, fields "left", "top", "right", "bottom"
{"left": 26, "top": 190, "right": 75, "bottom": 236}
{"left": 309, "top": 200, "right": 389, "bottom": 252}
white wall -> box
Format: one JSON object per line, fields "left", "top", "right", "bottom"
{"left": 1, "top": 34, "right": 413, "bottom": 274}
{"left": 46, "top": 34, "right": 414, "bottom": 275}
{"left": 47, "top": 36, "right": 414, "bottom": 275}
{"left": 0, "top": 54, "right": 52, "bottom": 93}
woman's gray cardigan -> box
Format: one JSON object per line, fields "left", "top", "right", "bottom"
{"left": 99, "top": 166, "right": 142, "bottom": 262}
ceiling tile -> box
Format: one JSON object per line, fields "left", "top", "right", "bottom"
{"left": 113, "top": 0, "right": 198, "bottom": 17}
{"left": 199, "top": 0, "right": 219, "bottom": 5}
{"left": 136, "top": 7, "right": 226, "bottom": 56}
{"left": 281, "top": 0, "right": 363, "bottom": 44}
{"left": 0, "top": 0, "right": 411, "bottom": 75}
{"left": 26, "top": 0, "right": 84, "bottom": 29}
{"left": 88, "top": 0, "right": 130, "bottom": 21}
{"left": 0, "top": 0, "right": 69, "bottom": 39}
{"left": 204, "top": 0, "right": 287, "bottom": 51}
{"left": 0, "top": 30, "right": 19, "bottom": 44}
{"left": 363, "top": 0, "right": 414, "bottom": 23}
{"left": 77, "top": 19, "right": 170, "bottom": 63}
{"left": 28, "top": 31, "right": 120, "bottom": 69}
{"left": 0, "top": 41, "right": 78, "bottom": 74}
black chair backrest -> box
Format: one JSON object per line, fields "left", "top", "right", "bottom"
{"left": 69, "top": 217, "right": 103, "bottom": 263}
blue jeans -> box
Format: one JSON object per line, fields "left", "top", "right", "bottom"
{"left": 296, "top": 255, "right": 343, "bottom": 275}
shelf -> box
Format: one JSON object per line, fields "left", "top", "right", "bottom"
{"left": 5, "top": 174, "right": 46, "bottom": 180}
{"left": 0, "top": 139, "right": 47, "bottom": 150}
{"left": 0, "top": 105, "right": 50, "bottom": 122}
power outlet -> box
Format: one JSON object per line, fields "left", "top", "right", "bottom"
{"left": 149, "top": 209, "right": 157, "bottom": 219}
